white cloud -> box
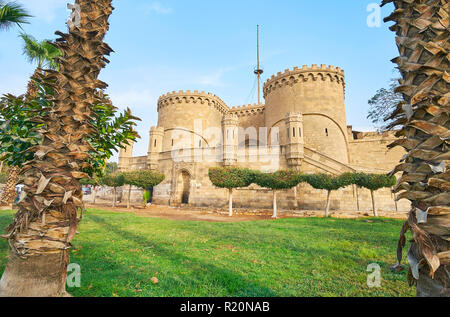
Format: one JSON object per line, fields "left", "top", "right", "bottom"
{"left": 24, "top": 0, "right": 67, "bottom": 24}
{"left": 108, "top": 89, "right": 158, "bottom": 110}
{"left": 197, "top": 67, "right": 234, "bottom": 87}
{"left": 144, "top": 2, "right": 173, "bottom": 15}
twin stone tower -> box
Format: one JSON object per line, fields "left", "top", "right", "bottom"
{"left": 118, "top": 64, "right": 407, "bottom": 212}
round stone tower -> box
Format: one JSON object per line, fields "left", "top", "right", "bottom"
{"left": 157, "top": 90, "right": 229, "bottom": 152}
{"left": 263, "top": 64, "right": 349, "bottom": 164}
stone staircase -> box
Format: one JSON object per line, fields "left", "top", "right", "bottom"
{"left": 303, "top": 147, "right": 356, "bottom": 175}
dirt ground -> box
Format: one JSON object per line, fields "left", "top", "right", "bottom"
{"left": 86, "top": 202, "right": 409, "bottom": 222}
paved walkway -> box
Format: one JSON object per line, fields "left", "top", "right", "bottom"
{"left": 86, "top": 203, "right": 408, "bottom": 222}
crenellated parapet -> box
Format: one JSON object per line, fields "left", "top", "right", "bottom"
{"left": 229, "top": 103, "right": 265, "bottom": 118}
{"left": 157, "top": 90, "right": 230, "bottom": 114}
{"left": 263, "top": 64, "right": 345, "bottom": 97}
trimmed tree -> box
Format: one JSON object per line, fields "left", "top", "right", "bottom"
{"left": 305, "top": 173, "right": 353, "bottom": 218}
{"left": 254, "top": 170, "right": 300, "bottom": 219}
{"left": 208, "top": 167, "right": 256, "bottom": 217}
{"left": 124, "top": 170, "right": 165, "bottom": 207}
{"left": 353, "top": 173, "right": 396, "bottom": 217}
{"left": 100, "top": 173, "right": 125, "bottom": 208}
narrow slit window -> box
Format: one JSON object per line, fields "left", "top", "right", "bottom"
{"left": 299, "top": 128, "right": 302, "bottom": 137}
{"left": 293, "top": 127, "right": 296, "bottom": 137}
{"left": 154, "top": 140, "right": 157, "bottom": 147}
{"left": 199, "top": 140, "right": 202, "bottom": 148}
{"left": 325, "top": 129, "right": 329, "bottom": 137}
{"left": 172, "top": 139, "right": 174, "bottom": 147}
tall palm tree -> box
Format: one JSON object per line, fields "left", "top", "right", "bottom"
{"left": 0, "top": 35, "right": 61, "bottom": 206}
{"left": 382, "top": 0, "right": 449, "bottom": 297}
{"left": 0, "top": 1, "right": 31, "bottom": 31}
{"left": 0, "top": 0, "right": 114, "bottom": 297}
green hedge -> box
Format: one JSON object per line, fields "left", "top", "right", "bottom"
{"left": 123, "top": 170, "right": 165, "bottom": 190}
{"left": 209, "top": 167, "right": 257, "bottom": 189}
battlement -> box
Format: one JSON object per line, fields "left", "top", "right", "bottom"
{"left": 157, "top": 90, "right": 230, "bottom": 114}
{"left": 229, "top": 103, "right": 265, "bottom": 117}
{"left": 263, "top": 64, "right": 345, "bottom": 97}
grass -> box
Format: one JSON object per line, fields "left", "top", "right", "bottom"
{"left": 0, "top": 209, "right": 414, "bottom": 297}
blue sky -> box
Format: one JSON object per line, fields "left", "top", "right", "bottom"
{"left": 0, "top": 0, "right": 398, "bottom": 160}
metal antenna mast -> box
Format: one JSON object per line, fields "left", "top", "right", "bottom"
{"left": 254, "top": 25, "right": 264, "bottom": 105}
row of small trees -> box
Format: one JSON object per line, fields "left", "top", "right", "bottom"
{"left": 81, "top": 170, "right": 165, "bottom": 208}
{"left": 209, "top": 168, "right": 397, "bottom": 218}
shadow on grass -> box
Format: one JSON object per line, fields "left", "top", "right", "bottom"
{"left": 87, "top": 214, "right": 278, "bottom": 297}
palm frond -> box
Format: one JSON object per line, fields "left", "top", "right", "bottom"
{"left": 20, "top": 33, "right": 61, "bottom": 70}
{"left": 0, "top": 1, "right": 32, "bottom": 31}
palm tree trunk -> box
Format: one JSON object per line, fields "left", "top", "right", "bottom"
{"left": 228, "top": 188, "right": 233, "bottom": 217}
{"left": 325, "top": 190, "right": 331, "bottom": 218}
{"left": 0, "top": 0, "right": 114, "bottom": 297}
{"left": 383, "top": 0, "right": 449, "bottom": 297}
{"left": 272, "top": 190, "right": 277, "bottom": 219}
{"left": 0, "top": 166, "right": 19, "bottom": 206}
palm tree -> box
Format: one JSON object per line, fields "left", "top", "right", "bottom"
{"left": 0, "top": 1, "right": 31, "bottom": 31}
{"left": 20, "top": 33, "right": 61, "bottom": 70}
{"left": 0, "top": 0, "right": 114, "bottom": 297}
{"left": 0, "top": 35, "right": 61, "bottom": 206}
{"left": 382, "top": 0, "right": 449, "bottom": 297}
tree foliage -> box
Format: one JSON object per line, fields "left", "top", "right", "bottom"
{"left": 353, "top": 173, "right": 396, "bottom": 191}
{"left": 100, "top": 173, "right": 125, "bottom": 189}
{"left": 123, "top": 170, "right": 165, "bottom": 190}
{"left": 304, "top": 173, "right": 350, "bottom": 191}
{"left": 208, "top": 167, "right": 256, "bottom": 189}
{"left": 254, "top": 170, "right": 300, "bottom": 190}
{"left": 20, "top": 33, "right": 61, "bottom": 70}
{"left": 0, "top": 78, "right": 140, "bottom": 178}
{"left": 367, "top": 76, "right": 403, "bottom": 132}
{"left": 0, "top": 1, "right": 32, "bottom": 31}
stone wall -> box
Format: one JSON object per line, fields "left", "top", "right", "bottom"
{"left": 348, "top": 131, "right": 405, "bottom": 173}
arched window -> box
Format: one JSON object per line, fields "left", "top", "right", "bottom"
{"left": 154, "top": 139, "right": 157, "bottom": 147}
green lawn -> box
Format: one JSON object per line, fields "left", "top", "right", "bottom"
{"left": 0, "top": 209, "right": 414, "bottom": 297}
